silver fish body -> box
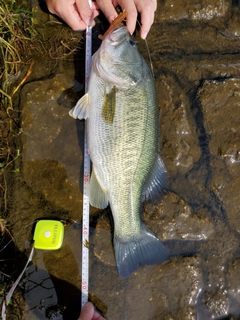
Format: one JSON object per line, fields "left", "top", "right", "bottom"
{"left": 70, "top": 25, "right": 169, "bottom": 277}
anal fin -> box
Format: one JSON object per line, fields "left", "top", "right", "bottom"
{"left": 90, "top": 169, "right": 108, "bottom": 209}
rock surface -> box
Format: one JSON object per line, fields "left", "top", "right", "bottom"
{"left": 8, "top": 1, "right": 240, "bottom": 319}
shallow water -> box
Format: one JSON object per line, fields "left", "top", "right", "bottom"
{"left": 3, "top": 1, "right": 240, "bottom": 319}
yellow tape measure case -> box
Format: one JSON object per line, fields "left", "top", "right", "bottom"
{"left": 33, "top": 220, "right": 64, "bottom": 250}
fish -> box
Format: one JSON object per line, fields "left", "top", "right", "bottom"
{"left": 69, "top": 24, "right": 169, "bottom": 278}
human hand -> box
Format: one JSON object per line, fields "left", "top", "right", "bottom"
{"left": 97, "top": 0, "right": 157, "bottom": 39}
{"left": 45, "top": 0, "right": 157, "bottom": 39}
{"left": 45, "top": 0, "right": 99, "bottom": 30}
{"left": 77, "top": 302, "right": 105, "bottom": 320}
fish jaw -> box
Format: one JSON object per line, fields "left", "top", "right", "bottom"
{"left": 91, "top": 25, "right": 143, "bottom": 89}
{"left": 104, "top": 24, "right": 127, "bottom": 45}
{"left": 91, "top": 25, "right": 128, "bottom": 87}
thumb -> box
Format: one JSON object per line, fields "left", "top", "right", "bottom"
{"left": 78, "top": 302, "right": 94, "bottom": 320}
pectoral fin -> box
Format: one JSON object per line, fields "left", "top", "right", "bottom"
{"left": 90, "top": 169, "right": 108, "bottom": 209}
{"left": 69, "top": 93, "right": 90, "bottom": 120}
{"left": 102, "top": 87, "right": 116, "bottom": 124}
{"left": 142, "top": 155, "right": 168, "bottom": 202}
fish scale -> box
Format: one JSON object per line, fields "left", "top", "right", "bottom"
{"left": 70, "top": 25, "right": 169, "bottom": 278}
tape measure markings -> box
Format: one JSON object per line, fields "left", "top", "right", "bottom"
{"left": 81, "top": 24, "right": 92, "bottom": 308}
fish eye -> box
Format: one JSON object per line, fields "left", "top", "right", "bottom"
{"left": 129, "top": 39, "right": 136, "bottom": 47}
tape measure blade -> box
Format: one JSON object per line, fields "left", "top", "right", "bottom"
{"left": 81, "top": 25, "right": 92, "bottom": 308}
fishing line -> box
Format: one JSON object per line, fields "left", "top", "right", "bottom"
{"left": 136, "top": 19, "right": 154, "bottom": 77}
{"left": 144, "top": 37, "right": 154, "bottom": 77}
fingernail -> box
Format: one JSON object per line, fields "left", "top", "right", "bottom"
{"left": 141, "top": 31, "right": 147, "bottom": 39}
{"left": 87, "top": 14, "right": 95, "bottom": 27}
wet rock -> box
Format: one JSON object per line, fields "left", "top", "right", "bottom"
{"left": 90, "top": 256, "right": 201, "bottom": 320}
{"left": 213, "top": 176, "right": 240, "bottom": 233}
{"left": 221, "top": 6, "right": 240, "bottom": 39}
{"left": 24, "top": 160, "right": 82, "bottom": 214}
{"left": 157, "top": 75, "right": 201, "bottom": 176}
{"left": 226, "top": 259, "right": 240, "bottom": 316}
{"left": 20, "top": 65, "right": 83, "bottom": 219}
{"left": 23, "top": 256, "right": 58, "bottom": 320}
{"left": 198, "top": 78, "right": 240, "bottom": 232}
{"left": 45, "top": 304, "right": 65, "bottom": 320}
{"left": 201, "top": 289, "right": 228, "bottom": 318}
{"left": 144, "top": 193, "right": 214, "bottom": 241}
{"left": 148, "top": 0, "right": 240, "bottom": 56}
{"left": 43, "top": 246, "right": 81, "bottom": 306}
{"left": 93, "top": 213, "right": 115, "bottom": 266}
{"left": 154, "top": 257, "right": 201, "bottom": 320}
{"left": 153, "top": 55, "right": 240, "bottom": 89}
{"left": 156, "top": 0, "right": 231, "bottom": 22}
{"left": 195, "top": 250, "right": 231, "bottom": 319}
{"left": 156, "top": 76, "right": 201, "bottom": 176}
{"left": 198, "top": 78, "right": 240, "bottom": 160}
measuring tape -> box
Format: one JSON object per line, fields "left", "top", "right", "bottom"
{"left": 81, "top": 23, "right": 92, "bottom": 308}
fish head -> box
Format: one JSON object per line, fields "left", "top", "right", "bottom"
{"left": 92, "top": 25, "right": 143, "bottom": 89}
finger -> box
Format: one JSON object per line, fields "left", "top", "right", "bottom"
{"left": 112, "top": 0, "right": 118, "bottom": 7}
{"left": 46, "top": 0, "right": 96, "bottom": 30}
{"left": 58, "top": 6, "right": 88, "bottom": 30}
{"left": 137, "top": 0, "right": 156, "bottom": 39}
{"left": 151, "top": 0, "right": 157, "bottom": 12}
{"left": 118, "top": 0, "right": 137, "bottom": 35}
{"left": 75, "top": 0, "right": 98, "bottom": 26}
{"left": 78, "top": 302, "right": 94, "bottom": 320}
{"left": 92, "top": 311, "right": 105, "bottom": 320}
{"left": 45, "top": 0, "right": 58, "bottom": 14}
{"left": 96, "top": 0, "right": 118, "bottom": 22}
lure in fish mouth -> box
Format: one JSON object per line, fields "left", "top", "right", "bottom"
{"left": 70, "top": 21, "right": 169, "bottom": 277}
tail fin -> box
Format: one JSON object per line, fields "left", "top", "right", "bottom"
{"left": 114, "top": 224, "right": 169, "bottom": 278}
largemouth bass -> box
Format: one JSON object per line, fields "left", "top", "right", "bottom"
{"left": 69, "top": 24, "right": 169, "bottom": 277}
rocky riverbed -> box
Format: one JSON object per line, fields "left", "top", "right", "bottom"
{"left": 3, "top": 0, "right": 240, "bottom": 319}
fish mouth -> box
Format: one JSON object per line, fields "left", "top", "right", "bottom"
{"left": 108, "top": 25, "right": 128, "bottom": 46}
